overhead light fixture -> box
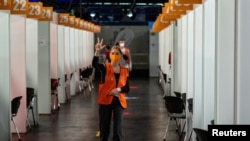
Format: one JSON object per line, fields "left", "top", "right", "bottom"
{"left": 90, "top": 12, "right": 96, "bottom": 17}
{"left": 127, "top": 11, "right": 133, "bottom": 18}
{"left": 136, "top": 3, "right": 147, "bottom": 6}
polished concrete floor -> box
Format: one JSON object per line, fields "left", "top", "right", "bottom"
{"left": 12, "top": 77, "right": 184, "bottom": 141}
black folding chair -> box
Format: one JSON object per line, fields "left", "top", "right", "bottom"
{"left": 163, "top": 96, "right": 186, "bottom": 141}
{"left": 26, "top": 87, "right": 39, "bottom": 128}
{"left": 80, "top": 67, "right": 92, "bottom": 91}
{"left": 193, "top": 128, "right": 208, "bottom": 141}
{"left": 11, "top": 96, "right": 23, "bottom": 141}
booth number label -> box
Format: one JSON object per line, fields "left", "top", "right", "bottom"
{"left": 27, "top": 2, "right": 42, "bottom": 18}
{"left": 58, "top": 14, "right": 69, "bottom": 25}
{"left": 69, "top": 16, "right": 75, "bottom": 27}
{"left": 74, "top": 18, "right": 80, "bottom": 28}
{"left": 39, "top": 7, "right": 53, "bottom": 21}
{"left": 0, "top": 0, "right": 11, "bottom": 10}
{"left": 79, "top": 20, "right": 84, "bottom": 29}
{"left": 11, "top": 0, "right": 28, "bottom": 14}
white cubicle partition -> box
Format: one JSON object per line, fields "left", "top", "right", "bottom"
{"left": 82, "top": 31, "right": 88, "bottom": 67}
{"left": 186, "top": 11, "right": 194, "bottom": 100}
{"left": 0, "top": 10, "right": 11, "bottom": 141}
{"left": 164, "top": 26, "right": 172, "bottom": 77}
{"left": 78, "top": 30, "right": 83, "bottom": 69}
{"left": 159, "top": 31, "right": 165, "bottom": 72}
{"left": 57, "top": 25, "right": 66, "bottom": 103}
{"left": 173, "top": 19, "right": 182, "bottom": 94}
{"left": 37, "top": 21, "right": 51, "bottom": 114}
{"left": 50, "top": 21, "right": 58, "bottom": 111}
{"left": 10, "top": 14, "right": 27, "bottom": 133}
{"left": 158, "top": 31, "right": 166, "bottom": 94}
{"left": 69, "top": 28, "right": 75, "bottom": 96}
{"left": 50, "top": 22, "right": 58, "bottom": 81}
{"left": 193, "top": 5, "right": 204, "bottom": 129}
{"left": 149, "top": 29, "right": 159, "bottom": 77}
{"left": 236, "top": 0, "right": 250, "bottom": 124}
{"left": 215, "top": 0, "right": 235, "bottom": 124}
{"left": 85, "top": 32, "right": 90, "bottom": 65}
{"left": 203, "top": 0, "right": 216, "bottom": 128}
{"left": 168, "top": 25, "right": 174, "bottom": 95}
{"left": 86, "top": 32, "right": 94, "bottom": 65}
{"left": 186, "top": 11, "right": 195, "bottom": 140}
{"left": 180, "top": 16, "right": 187, "bottom": 94}
{"left": 158, "top": 25, "right": 173, "bottom": 95}
{"left": 74, "top": 29, "right": 80, "bottom": 94}
{"left": 64, "top": 27, "right": 71, "bottom": 100}
{"left": 26, "top": 18, "right": 39, "bottom": 125}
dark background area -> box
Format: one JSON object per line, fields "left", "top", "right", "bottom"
{"left": 39, "top": 0, "right": 168, "bottom": 25}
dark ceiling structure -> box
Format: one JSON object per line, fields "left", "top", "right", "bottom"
{"left": 40, "top": 0, "right": 168, "bottom": 25}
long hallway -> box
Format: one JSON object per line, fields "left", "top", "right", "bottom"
{"left": 12, "top": 77, "right": 182, "bottom": 141}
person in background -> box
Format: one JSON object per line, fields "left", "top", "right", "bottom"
{"left": 92, "top": 37, "right": 130, "bottom": 141}
{"left": 104, "top": 45, "right": 111, "bottom": 63}
{"left": 118, "top": 39, "right": 132, "bottom": 72}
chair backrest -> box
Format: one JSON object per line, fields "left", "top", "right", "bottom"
{"left": 51, "top": 79, "right": 59, "bottom": 90}
{"left": 187, "top": 98, "right": 193, "bottom": 113}
{"left": 81, "top": 68, "right": 90, "bottom": 78}
{"left": 193, "top": 128, "right": 208, "bottom": 141}
{"left": 164, "top": 96, "right": 185, "bottom": 114}
{"left": 11, "top": 96, "right": 23, "bottom": 115}
{"left": 27, "top": 87, "right": 35, "bottom": 107}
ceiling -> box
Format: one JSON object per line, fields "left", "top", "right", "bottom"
{"left": 40, "top": 0, "right": 169, "bottom": 25}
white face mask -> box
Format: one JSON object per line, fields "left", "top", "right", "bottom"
{"left": 119, "top": 43, "right": 125, "bottom": 47}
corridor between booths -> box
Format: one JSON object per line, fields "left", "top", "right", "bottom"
{"left": 0, "top": 2, "right": 98, "bottom": 140}
{"left": 12, "top": 77, "right": 182, "bottom": 141}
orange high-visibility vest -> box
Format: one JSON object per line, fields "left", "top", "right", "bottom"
{"left": 98, "top": 63, "right": 128, "bottom": 108}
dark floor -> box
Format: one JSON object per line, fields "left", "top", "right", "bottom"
{"left": 12, "top": 77, "right": 184, "bottom": 141}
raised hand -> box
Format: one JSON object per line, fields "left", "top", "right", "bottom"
{"left": 95, "top": 37, "right": 106, "bottom": 51}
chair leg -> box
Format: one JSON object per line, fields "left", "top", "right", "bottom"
{"left": 181, "top": 120, "right": 186, "bottom": 135}
{"left": 12, "top": 117, "right": 21, "bottom": 140}
{"left": 31, "top": 107, "right": 38, "bottom": 126}
{"left": 163, "top": 117, "right": 171, "bottom": 141}
{"left": 175, "top": 119, "right": 186, "bottom": 137}
{"left": 26, "top": 109, "right": 32, "bottom": 129}
{"left": 188, "top": 130, "right": 193, "bottom": 141}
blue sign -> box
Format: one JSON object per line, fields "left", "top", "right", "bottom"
{"left": 148, "top": 21, "right": 154, "bottom": 30}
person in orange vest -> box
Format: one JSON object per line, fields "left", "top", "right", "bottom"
{"left": 92, "top": 37, "right": 130, "bottom": 141}
{"left": 118, "top": 39, "right": 132, "bottom": 72}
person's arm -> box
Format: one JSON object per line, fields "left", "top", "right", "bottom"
{"left": 92, "top": 37, "right": 106, "bottom": 82}
{"left": 92, "top": 55, "right": 106, "bottom": 83}
{"left": 92, "top": 56, "right": 99, "bottom": 69}
{"left": 118, "top": 77, "right": 129, "bottom": 93}
{"left": 128, "top": 49, "right": 132, "bottom": 72}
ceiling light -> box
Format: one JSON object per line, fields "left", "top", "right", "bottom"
{"left": 136, "top": 3, "right": 147, "bottom": 6}
{"left": 127, "top": 11, "right": 133, "bottom": 18}
{"left": 90, "top": 12, "right": 96, "bottom": 17}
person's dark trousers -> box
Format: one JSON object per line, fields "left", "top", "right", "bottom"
{"left": 112, "top": 104, "right": 124, "bottom": 141}
{"left": 99, "top": 104, "right": 112, "bottom": 141}
{"left": 99, "top": 98, "right": 124, "bottom": 141}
